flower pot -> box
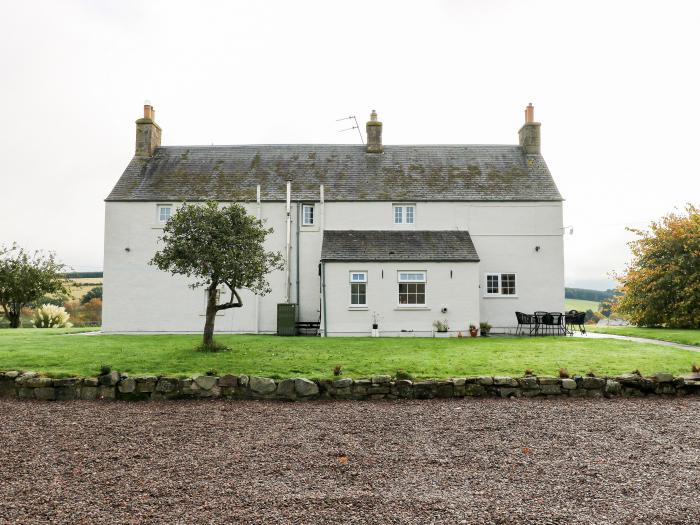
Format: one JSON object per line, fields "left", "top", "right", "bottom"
{"left": 469, "top": 328, "right": 478, "bottom": 337}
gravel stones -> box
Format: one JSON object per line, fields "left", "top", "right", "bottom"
{"left": 1, "top": 398, "right": 700, "bottom": 523}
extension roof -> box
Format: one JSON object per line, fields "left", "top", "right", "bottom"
{"left": 320, "top": 230, "right": 480, "bottom": 262}
{"left": 106, "top": 144, "right": 561, "bottom": 202}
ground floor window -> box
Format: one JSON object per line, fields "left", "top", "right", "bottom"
{"left": 485, "top": 273, "right": 517, "bottom": 296}
{"left": 398, "top": 271, "right": 426, "bottom": 305}
{"left": 350, "top": 271, "right": 367, "bottom": 305}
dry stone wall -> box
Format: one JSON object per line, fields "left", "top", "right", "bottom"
{"left": 1, "top": 370, "right": 699, "bottom": 401}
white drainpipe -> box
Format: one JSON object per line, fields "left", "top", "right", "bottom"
{"left": 255, "top": 184, "right": 261, "bottom": 333}
{"left": 284, "top": 180, "right": 292, "bottom": 303}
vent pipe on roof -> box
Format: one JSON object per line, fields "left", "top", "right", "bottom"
{"left": 135, "top": 101, "right": 162, "bottom": 157}
{"left": 366, "top": 110, "right": 383, "bottom": 153}
{"left": 518, "top": 103, "right": 540, "bottom": 155}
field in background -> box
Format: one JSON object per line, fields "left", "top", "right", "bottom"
{"left": 564, "top": 298, "right": 600, "bottom": 312}
{"left": 66, "top": 277, "right": 102, "bottom": 301}
{"left": 0, "top": 329, "right": 697, "bottom": 378}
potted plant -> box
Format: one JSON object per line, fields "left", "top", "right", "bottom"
{"left": 468, "top": 324, "right": 478, "bottom": 337}
{"left": 432, "top": 319, "right": 450, "bottom": 338}
{"left": 479, "top": 321, "right": 492, "bottom": 337}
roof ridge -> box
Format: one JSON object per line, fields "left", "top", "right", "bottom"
{"left": 155, "top": 144, "right": 522, "bottom": 149}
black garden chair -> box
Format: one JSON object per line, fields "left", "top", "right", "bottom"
{"left": 565, "top": 310, "right": 587, "bottom": 335}
{"left": 515, "top": 311, "right": 537, "bottom": 335}
{"left": 533, "top": 311, "right": 548, "bottom": 335}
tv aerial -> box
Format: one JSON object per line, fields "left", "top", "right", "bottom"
{"left": 336, "top": 115, "right": 364, "bottom": 144}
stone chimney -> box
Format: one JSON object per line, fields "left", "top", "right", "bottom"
{"left": 135, "top": 101, "right": 162, "bottom": 157}
{"left": 366, "top": 110, "right": 383, "bottom": 153}
{"left": 518, "top": 103, "right": 541, "bottom": 155}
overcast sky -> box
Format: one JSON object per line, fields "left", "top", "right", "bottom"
{"left": 1, "top": 0, "right": 698, "bottom": 289}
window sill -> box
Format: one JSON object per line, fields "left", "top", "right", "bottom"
{"left": 394, "top": 306, "right": 430, "bottom": 311}
{"left": 483, "top": 295, "right": 519, "bottom": 299}
{"left": 347, "top": 306, "right": 368, "bottom": 311}
{"left": 151, "top": 224, "right": 166, "bottom": 229}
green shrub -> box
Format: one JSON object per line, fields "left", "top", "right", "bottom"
{"left": 81, "top": 286, "right": 102, "bottom": 305}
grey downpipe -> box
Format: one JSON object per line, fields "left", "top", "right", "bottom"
{"left": 321, "top": 261, "right": 328, "bottom": 337}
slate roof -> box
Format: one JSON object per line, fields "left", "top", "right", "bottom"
{"left": 106, "top": 144, "right": 561, "bottom": 202}
{"left": 320, "top": 230, "right": 480, "bottom": 262}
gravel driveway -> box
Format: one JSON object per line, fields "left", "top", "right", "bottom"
{"left": 1, "top": 398, "right": 699, "bottom": 524}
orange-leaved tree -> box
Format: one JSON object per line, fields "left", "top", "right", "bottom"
{"left": 614, "top": 204, "right": 699, "bottom": 328}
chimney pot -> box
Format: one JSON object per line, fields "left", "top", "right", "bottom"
{"left": 525, "top": 103, "right": 534, "bottom": 123}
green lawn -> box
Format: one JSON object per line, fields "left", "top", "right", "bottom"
{"left": 0, "top": 328, "right": 697, "bottom": 379}
{"left": 564, "top": 298, "right": 600, "bottom": 312}
{"left": 588, "top": 326, "right": 700, "bottom": 347}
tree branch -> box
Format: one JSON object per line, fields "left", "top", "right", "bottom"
{"left": 216, "top": 285, "right": 243, "bottom": 310}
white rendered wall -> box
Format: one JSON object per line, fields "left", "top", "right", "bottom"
{"left": 322, "top": 261, "right": 479, "bottom": 336}
{"left": 103, "top": 198, "right": 563, "bottom": 333}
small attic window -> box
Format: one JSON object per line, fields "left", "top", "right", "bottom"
{"left": 158, "top": 204, "right": 172, "bottom": 223}
{"left": 302, "top": 204, "right": 315, "bottom": 226}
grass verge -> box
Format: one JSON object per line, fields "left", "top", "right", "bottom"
{"left": 0, "top": 329, "right": 697, "bottom": 379}
{"left": 588, "top": 326, "right": 700, "bottom": 347}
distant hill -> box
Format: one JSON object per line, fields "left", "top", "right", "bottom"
{"left": 65, "top": 271, "right": 103, "bottom": 279}
{"left": 564, "top": 298, "right": 600, "bottom": 312}
{"left": 565, "top": 287, "right": 614, "bottom": 302}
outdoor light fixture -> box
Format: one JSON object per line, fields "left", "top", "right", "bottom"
{"left": 535, "top": 246, "right": 541, "bottom": 252}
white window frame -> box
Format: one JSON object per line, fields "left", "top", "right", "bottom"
{"left": 393, "top": 204, "right": 416, "bottom": 225}
{"left": 397, "top": 271, "right": 426, "bottom": 306}
{"left": 349, "top": 271, "right": 368, "bottom": 307}
{"left": 157, "top": 204, "right": 173, "bottom": 223}
{"left": 302, "top": 204, "right": 315, "bottom": 226}
{"left": 484, "top": 273, "right": 518, "bottom": 297}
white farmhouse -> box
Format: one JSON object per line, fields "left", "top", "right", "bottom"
{"left": 103, "top": 104, "right": 564, "bottom": 336}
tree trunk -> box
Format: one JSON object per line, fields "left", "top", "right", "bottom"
{"left": 8, "top": 311, "right": 21, "bottom": 329}
{"left": 203, "top": 285, "right": 218, "bottom": 347}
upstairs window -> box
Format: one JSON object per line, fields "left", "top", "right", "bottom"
{"left": 158, "top": 204, "right": 172, "bottom": 223}
{"left": 485, "top": 273, "right": 517, "bottom": 296}
{"left": 302, "top": 204, "right": 315, "bottom": 226}
{"left": 398, "top": 271, "right": 426, "bottom": 305}
{"left": 350, "top": 271, "right": 367, "bottom": 306}
{"left": 393, "top": 204, "right": 415, "bottom": 225}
